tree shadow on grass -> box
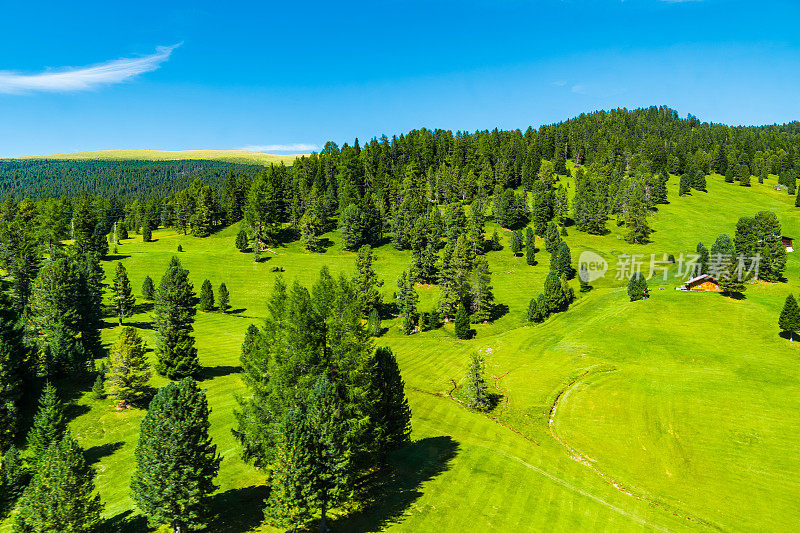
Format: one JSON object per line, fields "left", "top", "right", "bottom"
{"left": 331, "top": 436, "right": 459, "bottom": 532}
{"left": 104, "top": 254, "right": 132, "bottom": 261}
{"left": 199, "top": 365, "right": 242, "bottom": 381}
{"left": 103, "top": 510, "right": 149, "bottom": 533}
{"left": 490, "top": 303, "right": 509, "bottom": 321}
{"left": 85, "top": 441, "right": 124, "bottom": 466}
{"left": 206, "top": 485, "right": 269, "bottom": 533}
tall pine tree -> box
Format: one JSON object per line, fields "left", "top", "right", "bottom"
{"left": 153, "top": 261, "right": 199, "bottom": 379}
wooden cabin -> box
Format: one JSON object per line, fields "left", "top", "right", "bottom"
{"left": 781, "top": 236, "right": 794, "bottom": 252}
{"left": 678, "top": 274, "right": 719, "bottom": 292}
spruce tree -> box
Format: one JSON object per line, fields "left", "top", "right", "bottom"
{"left": 14, "top": 435, "right": 103, "bottom": 533}
{"left": 235, "top": 229, "right": 249, "bottom": 252}
{"left": 263, "top": 409, "right": 314, "bottom": 532}
{"left": 131, "top": 379, "right": 221, "bottom": 533}
{"left": 397, "top": 271, "right": 418, "bottom": 335}
{"left": 696, "top": 242, "right": 710, "bottom": 275}
{"left": 525, "top": 227, "right": 536, "bottom": 265}
{"left": 113, "top": 262, "right": 136, "bottom": 326}
{"left": 26, "top": 382, "right": 66, "bottom": 461}
{"left": 0, "top": 292, "right": 24, "bottom": 449}
{"left": 339, "top": 204, "right": 364, "bottom": 250}
{"left": 368, "top": 347, "right": 411, "bottom": 464}
{"left": 544, "top": 221, "right": 561, "bottom": 254}
{"left": 454, "top": 305, "right": 471, "bottom": 339}
{"left": 555, "top": 241, "right": 573, "bottom": 278}
{"left": 153, "top": 262, "right": 199, "bottom": 379}
{"left": 353, "top": 245, "right": 382, "bottom": 318}
{"left": 198, "top": 279, "right": 214, "bottom": 312}
{"left": 470, "top": 257, "right": 494, "bottom": 323}
{"left": 0, "top": 445, "right": 27, "bottom": 511}
{"left": 527, "top": 296, "right": 544, "bottom": 323}
{"left": 90, "top": 374, "right": 105, "bottom": 400}
{"left": 627, "top": 272, "right": 648, "bottom": 301}
{"left": 142, "top": 219, "right": 152, "bottom": 243}
{"left": 107, "top": 327, "right": 151, "bottom": 405}
{"left": 366, "top": 308, "right": 381, "bottom": 337}
{"left": 778, "top": 294, "right": 800, "bottom": 341}
{"left": 217, "top": 283, "right": 230, "bottom": 313}
{"left": 679, "top": 173, "right": 691, "bottom": 196}
{"left": 465, "top": 353, "right": 490, "bottom": 411}
{"left": 543, "top": 270, "right": 566, "bottom": 313}
{"left": 141, "top": 275, "right": 155, "bottom": 300}
{"left": 510, "top": 229, "right": 524, "bottom": 256}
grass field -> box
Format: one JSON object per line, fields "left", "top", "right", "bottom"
{"left": 7, "top": 149, "right": 299, "bottom": 166}
{"left": 7, "top": 171, "right": 800, "bottom": 532}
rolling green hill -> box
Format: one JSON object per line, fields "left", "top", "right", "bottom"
{"left": 10, "top": 169, "right": 797, "bottom": 531}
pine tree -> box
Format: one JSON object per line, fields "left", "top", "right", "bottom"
{"left": 465, "top": 353, "right": 490, "bottom": 411}
{"left": 555, "top": 241, "right": 573, "bottom": 278}
{"left": 470, "top": 257, "right": 494, "bottom": 323}
{"left": 527, "top": 296, "right": 544, "bottom": 323}
{"left": 131, "top": 379, "right": 221, "bottom": 533}
{"left": 217, "top": 283, "right": 230, "bottom": 313}
{"left": 141, "top": 275, "right": 155, "bottom": 300}
{"left": 339, "top": 203, "right": 364, "bottom": 250}
{"left": 679, "top": 173, "right": 691, "bottom": 196}
{"left": 26, "top": 382, "right": 66, "bottom": 461}
{"left": 107, "top": 327, "right": 151, "bottom": 405}
{"left": 14, "top": 435, "right": 103, "bottom": 533}
{"left": 627, "top": 272, "right": 648, "bottom": 301}
{"left": 142, "top": 218, "right": 152, "bottom": 243}
{"left": 696, "top": 242, "right": 710, "bottom": 275}
{"left": 153, "top": 262, "right": 199, "bottom": 379}
{"left": 454, "top": 305, "right": 471, "bottom": 339}
{"left": 0, "top": 445, "right": 27, "bottom": 511}
{"left": 397, "top": 271, "right": 418, "bottom": 335}
{"left": 235, "top": 229, "right": 249, "bottom": 252}
{"left": 366, "top": 308, "right": 381, "bottom": 337}
{"left": 368, "top": 347, "right": 411, "bottom": 464}
{"left": 263, "top": 409, "right": 314, "bottom": 532}
{"left": 112, "top": 262, "right": 136, "bottom": 326}
{"left": 510, "top": 229, "right": 524, "bottom": 256}
{"left": 468, "top": 199, "right": 486, "bottom": 256}
{"left": 90, "top": 374, "right": 105, "bottom": 400}
{"left": 543, "top": 270, "right": 566, "bottom": 313}
{"left": 353, "top": 245, "right": 382, "bottom": 318}
{"left": 525, "top": 227, "right": 536, "bottom": 265}
{"left": 0, "top": 292, "right": 24, "bottom": 449}
{"left": 779, "top": 294, "right": 800, "bottom": 341}
{"left": 198, "top": 279, "right": 214, "bottom": 312}
{"left": 544, "top": 221, "right": 561, "bottom": 254}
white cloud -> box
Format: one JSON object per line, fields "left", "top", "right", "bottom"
{"left": 0, "top": 44, "right": 180, "bottom": 94}
{"left": 241, "top": 144, "right": 318, "bottom": 153}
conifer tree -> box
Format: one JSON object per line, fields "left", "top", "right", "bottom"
{"left": 26, "top": 382, "right": 66, "bottom": 461}
{"left": 366, "top": 308, "right": 381, "bottom": 337}
{"left": 470, "top": 257, "right": 494, "bottom": 323}
{"left": 112, "top": 262, "right": 136, "bottom": 326}
{"left": 679, "top": 173, "right": 691, "bottom": 196}
{"left": 544, "top": 221, "right": 561, "bottom": 254}
{"left": 0, "top": 292, "right": 23, "bottom": 449}
{"left": 263, "top": 408, "right": 313, "bottom": 532}
{"left": 397, "top": 271, "right": 418, "bottom": 335}
{"left": 153, "top": 261, "right": 199, "bottom": 379}
{"left": 141, "top": 275, "right": 155, "bottom": 301}
{"left": 14, "top": 435, "right": 103, "bottom": 533}
{"left": 696, "top": 242, "right": 710, "bottom": 275}
{"left": 217, "top": 283, "right": 230, "bottom": 313}
{"left": 0, "top": 445, "right": 27, "bottom": 511}
{"left": 560, "top": 273, "right": 575, "bottom": 304}
{"left": 778, "top": 294, "right": 800, "bottom": 341}
{"left": 554, "top": 241, "right": 573, "bottom": 278}
{"left": 339, "top": 203, "right": 364, "bottom": 250}
{"left": 627, "top": 272, "right": 648, "bottom": 301}
{"left": 142, "top": 218, "right": 152, "bottom": 243}
{"left": 90, "top": 374, "right": 105, "bottom": 400}
{"left": 454, "top": 305, "right": 471, "bottom": 339}
{"left": 537, "top": 293, "right": 548, "bottom": 319}
{"left": 510, "top": 229, "right": 524, "bottom": 256}
{"left": 527, "top": 296, "right": 544, "bottom": 323}
{"left": 235, "top": 229, "right": 249, "bottom": 252}
{"left": 796, "top": 189, "right": 800, "bottom": 208}
{"left": 353, "top": 245, "right": 382, "bottom": 318}
{"left": 525, "top": 227, "right": 536, "bottom": 265}
{"left": 198, "top": 279, "right": 214, "bottom": 312}
{"left": 131, "top": 379, "right": 221, "bottom": 533}
{"left": 543, "top": 270, "right": 566, "bottom": 313}
{"left": 468, "top": 199, "right": 486, "bottom": 256}
{"left": 465, "top": 353, "right": 490, "bottom": 411}
{"left": 107, "top": 327, "right": 151, "bottom": 405}
{"left": 368, "top": 347, "right": 411, "bottom": 464}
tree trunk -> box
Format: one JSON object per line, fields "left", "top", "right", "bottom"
{"left": 319, "top": 501, "right": 328, "bottom": 533}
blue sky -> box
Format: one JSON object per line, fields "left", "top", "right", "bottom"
{"left": 2, "top": 0, "right": 800, "bottom": 156}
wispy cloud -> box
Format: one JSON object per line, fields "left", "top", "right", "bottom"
{"left": 241, "top": 144, "right": 318, "bottom": 153}
{"left": 0, "top": 44, "right": 180, "bottom": 94}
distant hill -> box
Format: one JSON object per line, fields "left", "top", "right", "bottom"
{"left": 10, "top": 149, "right": 299, "bottom": 166}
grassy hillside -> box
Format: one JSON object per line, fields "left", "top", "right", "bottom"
{"left": 11, "top": 171, "right": 799, "bottom": 532}
{"left": 10, "top": 149, "right": 299, "bottom": 166}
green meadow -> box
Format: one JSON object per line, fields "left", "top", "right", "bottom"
{"left": 9, "top": 170, "right": 799, "bottom": 532}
